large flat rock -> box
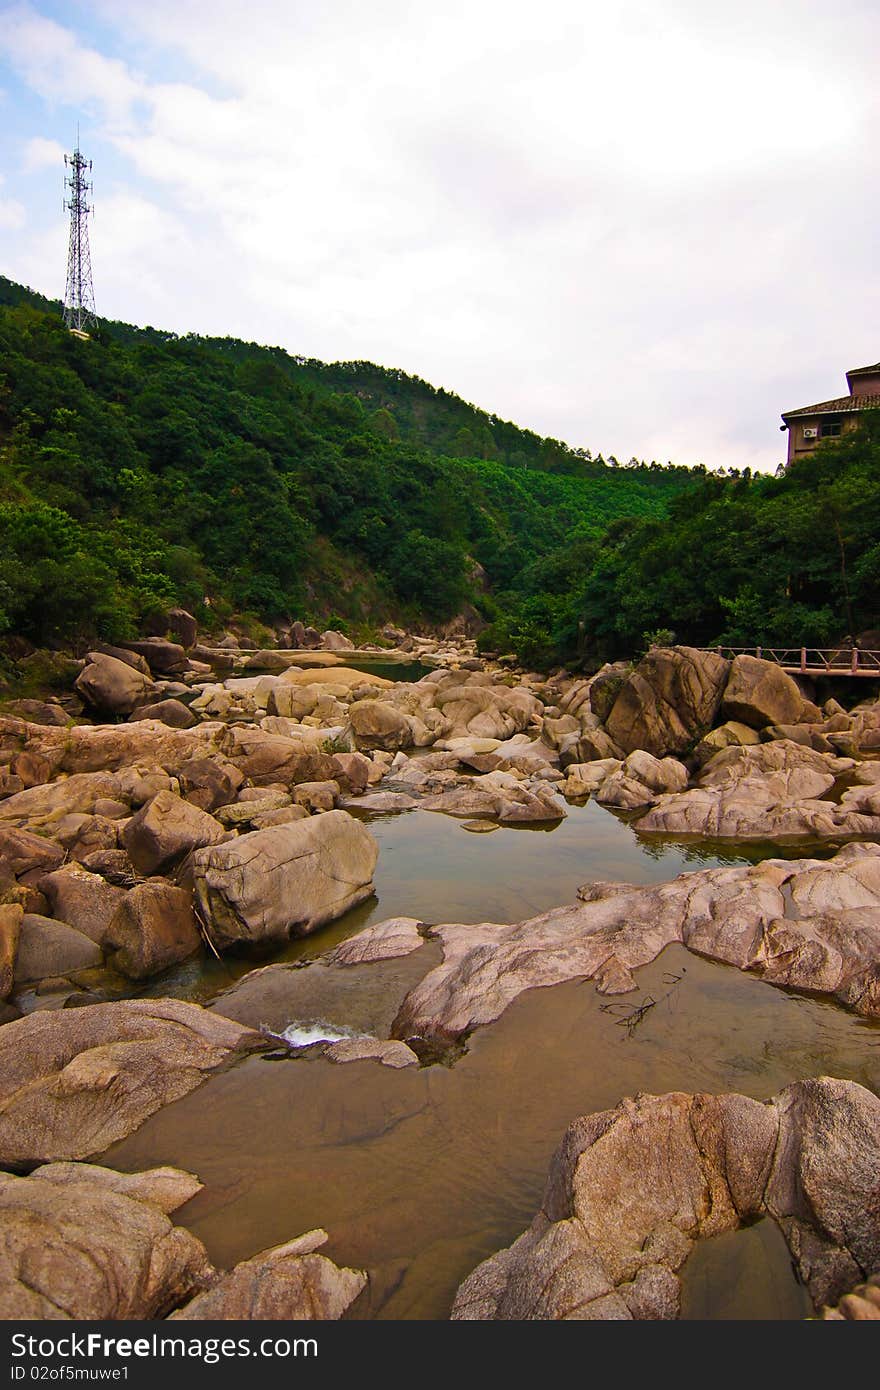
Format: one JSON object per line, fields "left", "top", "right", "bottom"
{"left": 392, "top": 843, "right": 880, "bottom": 1042}
{"left": 0, "top": 999, "right": 266, "bottom": 1164}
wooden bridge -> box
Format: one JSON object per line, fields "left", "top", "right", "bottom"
{"left": 708, "top": 646, "right": 880, "bottom": 678}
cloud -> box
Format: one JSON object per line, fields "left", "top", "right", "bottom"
{"left": 2, "top": 0, "right": 878, "bottom": 471}
{"left": 0, "top": 200, "right": 26, "bottom": 230}
{"left": 22, "top": 135, "right": 65, "bottom": 171}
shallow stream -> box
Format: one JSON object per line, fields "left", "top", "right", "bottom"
{"left": 108, "top": 796, "right": 879, "bottom": 1320}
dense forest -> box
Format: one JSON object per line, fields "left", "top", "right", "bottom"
{"left": 0, "top": 275, "right": 877, "bottom": 669}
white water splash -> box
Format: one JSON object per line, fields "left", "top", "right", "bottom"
{"left": 280, "top": 1019, "right": 360, "bottom": 1047}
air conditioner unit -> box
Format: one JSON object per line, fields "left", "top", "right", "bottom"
{"left": 803, "top": 427, "right": 819, "bottom": 439}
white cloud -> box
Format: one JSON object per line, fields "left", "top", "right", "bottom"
{"left": 2, "top": 0, "right": 879, "bottom": 471}
{"left": 22, "top": 135, "right": 65, "bottom": 171}
{"left": 0, "top": 199, "right": 26, "bottom": 229}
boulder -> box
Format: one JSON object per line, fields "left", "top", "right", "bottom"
{"left": 172, "top": 1230, "right": 366, "bottom": 1320}
{"left": 597, "top": 750, "right": 689, "bottom": 807}
{"left": 292, "top": 780, "right": 340, "bottom": 813}
{"left": 0, "top": 1163, "right": 210, "bottom": 1318}
{"left": 585, "top": 662, "right": 633, "bottom": 722}
{"left": 0, "top": 774, "right": 130, "bottom": 833}
{"left": 321, "top": 630, "right": 355, "bottom": 652}
{"left": 177, "top": 756, "right": 245, "bottom": 811}
{"left": 623, "top": 749, "right": 688, "bottom": 792}
{"left": 13, "top": 914, "right": 103, "bottom": 984}
{"left": 560, "top": 727, "right": 624, "bottom": 765}
{"left": 452, "top": 1078, "right": 880, "bottom": 1319}
{"left": 595, "top": 772, "right": 658, "bottom": 810}
{"left": 11, "top": 750, "right": 52, "bottom": 789}
{"left": 693, "top": 720, "right": 761, "bottom": 765}
{"left": 39, "top": 864, "right": 127, "bottom": 946}
{"left": 105, "top": 882, "right": 202, "bottom": 980}
{"left": 721, "top": 655, "right": 811, "bottom": 729}
{"left": 0, "top": 903, "right": 22, "bottom": 998}
{"left": 250, "top": 805, "right": 311, "bottom": 830}
{"left": 822, "top": 1275, "right": 880, "bottom": 1320}
{"left": 340, "top": 791, "right": 418, "bottom": 813}
{"left": 327, "top": 916, "right": 426, "bottom": 965}
{"left": 324, "top": 1037, "right": 417, "bottom": 1067}
{"left": 93, "top": 643, "right": 152, "bottom": 675}
{"left": 52, "top": 812, "right": 120, "bottom": 862}
{"left": 75, "top": 652, "right": 156, "bottom": 716}
{"left": 0, "top": 824, "right": 65, "bottom": 879}
{"left": 631, "top": 739, "right": 867, "bottom": 843}
{"left": 129, "top": 698, "right": 198, "bottom": 729}
{"left": 0, "top": 999, "right": 266, "bottom": 1163}
{"left": 192, "top": 810, "right": 379, "bottom": 951}
{"left": 147, "top": 608, "right": 198, "bottom": 650}
{"left": 121, "top": 790, "right": 227, "bottom": 876}
{"left": 117, "top": 638, "right": 188, "bottom": 675}
{"left": 332, "top": 751, "right": 371, "bottom": 794}
{"left": 561, "top": 759, "right": 622, "bottom": 798}
{"left": 420, "top": 775, "right": 566, "bottom": 824}
{"left": 0, "top": 700, "right": 69, "bottom": 726}
{"left": 349, "top": 700, "right": 418, "bottom": 751}
{"left": 0, "top": 716, "right": 225, "bottom": 778}
{"left": 219, "top": 726, "right": 340, "bottom": 786}
{"left": 605, "top": 646, "right": 730, "bottom": 757}
{"left": 216, "top": 791, "right": 292, "bottom": 827}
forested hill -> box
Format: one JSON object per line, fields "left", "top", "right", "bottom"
{"left": 0, "top": 277, "right": 669, "bottom": 474}
{"left": 0, "top": 275, "right": 695, "bottom": 649}
{"left": 3, "top": 275, "right": 875, "bottom": 669}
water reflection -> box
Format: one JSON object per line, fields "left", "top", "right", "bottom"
{"left": 145, "top": 799, "right": 843, "bottom": 1008}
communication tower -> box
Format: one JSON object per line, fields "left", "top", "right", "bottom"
{"left": 63, "top": 134, "right": 96, "bottom": 336}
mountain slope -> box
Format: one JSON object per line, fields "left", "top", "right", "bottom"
{"left": 0, "top": 276, "right": 696, "bottom": 647}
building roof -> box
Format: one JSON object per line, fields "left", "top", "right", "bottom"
{"left": 847, "top": 361, "right": 880, "bottom": 377}
{"left": 781, "top": 394, "right": 880, "bottom": 423}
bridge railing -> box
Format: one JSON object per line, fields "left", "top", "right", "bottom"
{"left": 711, "top": 646, "right": 880, "bottom": 675}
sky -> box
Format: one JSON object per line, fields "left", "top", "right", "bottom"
{"left": 0, "top": 1, "right": 878, "bottom": 473}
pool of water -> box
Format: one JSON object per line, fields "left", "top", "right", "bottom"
{"left": 108, "top": 942, "right": 880, "bottom": 1320}
{"left": 109, "top": 795, "right": 880, "bottom": 1321}
{"left": 145, "top": 799, "right": 770, "bottom": 1006}
{"left": 346, "top": 659, "right": 433, "bottom": 683}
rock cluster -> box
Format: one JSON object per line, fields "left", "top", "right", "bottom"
{"left": 452, "top": 1078, "right": 880, "bottom": 1319}
{"left": 0, "top": 1162, "right": 364, "bottom": 1320}
{"left": 0, "top": 629, "right": 879, "bottom": 1325}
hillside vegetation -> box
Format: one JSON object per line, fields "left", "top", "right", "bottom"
{"left": 0, "top": 276, "right": 691, "bottom": 650}
{"left": 1, "top": 276, "right": 876, "bottom": 669}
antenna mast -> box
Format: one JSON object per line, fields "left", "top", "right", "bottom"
{"left": 63, "top": 134, "right": 96, "bottom": 334}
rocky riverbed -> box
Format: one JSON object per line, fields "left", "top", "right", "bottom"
{"left": 0, "top": 628, "right": 878, "bottom": 1320}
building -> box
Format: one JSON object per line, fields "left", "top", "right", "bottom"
{"left": 780, "top": 360, "right": 880, "bottom": 465}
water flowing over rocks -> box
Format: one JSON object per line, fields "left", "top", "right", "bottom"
{"left": 452, "top": 1077, "right": 880, "bottom": 1319}
{"left": 0, "top": 1000, "right": 267, "bottom": 1163}
{"left": 392, "top": 843, "right": 880, "bottom": 1042}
